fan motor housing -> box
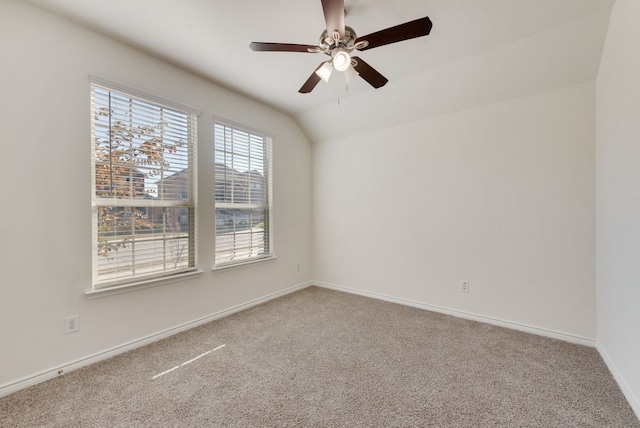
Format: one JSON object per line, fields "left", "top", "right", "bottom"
{"left": 320, "top": 26, "right": 357, "bottom": 51}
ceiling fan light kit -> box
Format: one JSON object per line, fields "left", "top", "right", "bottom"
{"left": 316, "top": 61, "right": 334, "bottom": 83}
{"left": 332, "top": 48, "right": 351, "bottom": 72}
{"left": 249, "top": 0, "right": 432, "bottom": 94}
{"left": 343, "top": 65, "right": 358, "bottom": 84}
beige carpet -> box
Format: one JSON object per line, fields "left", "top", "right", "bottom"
{"left": 1, "top": 286, "right": 638, "bottom": 427}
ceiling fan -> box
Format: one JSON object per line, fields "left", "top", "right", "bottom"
{"left": 249, "top": 0, "right": 433, "bottom": 94}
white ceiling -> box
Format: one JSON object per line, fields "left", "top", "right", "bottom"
{"left": 26, "top": 0, "right": 614, "bottom": 142}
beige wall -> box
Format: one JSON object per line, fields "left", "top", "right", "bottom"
{"left": 596, "top": 0, "right": 640, "bottom": 416}
{"left": 313, "top": 82, "right": 596, "bottom": 339}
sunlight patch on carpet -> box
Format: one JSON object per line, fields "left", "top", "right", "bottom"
{"left": 152, "top": 344, "right": 226, "bottom": 380}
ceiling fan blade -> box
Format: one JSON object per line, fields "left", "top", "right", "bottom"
{"left": 250, "top": 42, "right": 319, "bottom": 53}
{"left": 355, "top": 16, "right": 433, "bottom": 51}
{"left": 299, "top": 63, "right": 325, "bottom": 93}
{"left": 351, "top": 57, "right": 388, "bottom": 89}
{"left": 321, "top": 0, "right": 345, "bottom": 39}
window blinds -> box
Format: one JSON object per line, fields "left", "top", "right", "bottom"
{"left": 214, "top": 122, "right": 272, "bottom": 267}
{"left": 91, "top": 81, "right": 197, "bottom": 288}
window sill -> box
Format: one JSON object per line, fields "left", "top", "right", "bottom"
{"left": 85, "top": 269, "right": 204, "bottom": 299}
{"left": 212, "top": 256, "right": 276, "bottom": 273}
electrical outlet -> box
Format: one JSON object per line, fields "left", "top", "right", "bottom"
{"left": 64, "top": 315, "right": 79, "bottom": 334}
{"left": 460, "top": 281, "right": 470, "bottom": 293}
{"left": 296, "top": 263, "right": 300, "bottom": 272}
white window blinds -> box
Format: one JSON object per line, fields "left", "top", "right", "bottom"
{"left": 214, "top": 121, "right": 273, "bottom": 267}
{"left": 91, "top": 80, "right": 198, "bottom": 288}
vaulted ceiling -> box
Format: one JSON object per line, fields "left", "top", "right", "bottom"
{"left": 26, "top": 0, "right": 615, "bottom": 142}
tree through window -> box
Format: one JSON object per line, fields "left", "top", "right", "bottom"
{"left": 91, "top": 79, "right": 198, "bottom": 288}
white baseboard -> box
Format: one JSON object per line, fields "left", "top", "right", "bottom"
{"left": 596, "top": 343, "right": 640, "bottom": 421}
{"left": 0, "top": 281, "right": 313, "bottom": 399}
{"left": 313, "top": 281, "right": 596, "bottom": 347}
{"left": 313, "top": 281, "right": 639, "bottom": 421}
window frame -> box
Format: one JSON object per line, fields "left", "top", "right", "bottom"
{"left": 90, "top": 76, "right": 200, "bottom": 291}
{"left": 213, "top": 118, "right": 274, "bottom": 269}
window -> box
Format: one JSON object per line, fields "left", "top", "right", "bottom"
{"left": 91, "top": 78, "right": 198, "bottom": 289}
{"left": 214, "top": 121, "right": 273, "bottom": 267}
